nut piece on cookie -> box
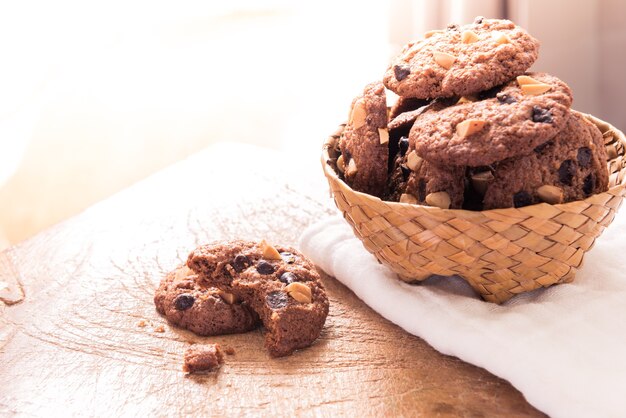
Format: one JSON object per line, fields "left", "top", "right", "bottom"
{"left": 285, "top": 282, "right": 312, "bottom": 303}
{"left": 461, "top": 30, "right": 479, "bottom": 44}
{"left": 378, "top": 128, "right": 389, "bottom": 145}
{"left": 154, "top": 265, "right": 259, "bottom": 336}
{"left": 183, "top": 344, "right": 224, "bottom": 374}
{"left": 516, "top": 75, "right": 553, "bottom": 96}
{"left": 338, "top": 81, "right": 389, "bottom": 197}
{"left": 433, "top": 51, "right": 456, "bottom": 69}
{"left": 384, "top": 18, "right": 540, "bottom": 98}
{"left": 455, "top": 119, "right": 487, "bottom": 137}
{"left": 350, "top": 99, "right": 367, "bottom": 129}
{"left": 491, "top": 31, "right": 510, "bottom": 45}
{"left": 406, "top": 151, "right": 423, "bottom": 171}
{"left": 425, "top": 192, "right": 452, "bottom": 209}
{"left": 399, "top": 193, "right": 418, "bottom": 204}
{"left": 187, "top": 240, "right": 329, "bottom": 357}
{"left": 536, "top": 185, "right": 564, "bottom": 204}
{"left": 521, "top": 83, "right": 552, "bottom": 96}
{"left": 260, "top": 239, "right": 282, "bottom": 260}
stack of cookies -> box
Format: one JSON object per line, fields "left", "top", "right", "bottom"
{"left": 335, "top": 17, "right": 609, "bottom": 210}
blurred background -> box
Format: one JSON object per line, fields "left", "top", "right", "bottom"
{"left": 0, "top": 0, "right": 624, "bottom": 249}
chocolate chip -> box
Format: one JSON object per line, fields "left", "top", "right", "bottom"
{"left": 232, "top": 254, "right": 250, "bottom": 273}
{"left": 280, "top": 252, "right": 296, "bottom": 264}
{"left": 434, "top": 97, "right": 459, "bottom": 108}
{"left": 393, "top": 65, "right": 411, "bottom": 81}
{"left": 496, "top": 92, "right": 517, "bottom": 104}
{"left": 558, "top": 160, "right": 575, "bottom": 186}
{"left": 577, "top": 147, "right": 592, "bottom": 168}
{"left": 266, "top": 291, "right": 288, "bottom": 310}
{"left": 417, "top": 178, "right": 427, "bottom": 201}
{"left": 534, "top": 140, "right": 553, "bottom": 154}
{"left": 221, "top": 266, "right": 233, "bottom": 281}
{"left": 279, "top": 272, "right": 297, "bottom": 284}
{"left": 400, "top": 165, "right": 411, "bottom": 181}
{"left": 446, "top": 23, "right": 460, "bottom": 31}
{"left": 531, "top": 106, "right": 553, "bottom": 123}
{"left": 256, "top": 260, "right": 275, "bottom": 275}
{"left": 513, "top": 191, "right": 533, "bottom": 208}
{"left": 174, "top": 294, "right": 195, "bottom": 311}
{"left": 478, "top": 85, "right": 502, "bottom": 100}
{"left": 474, "top": 16, "right": 484, "bottom": 24}
{"left": 399, "top": 136, "right": 409, "bottom": 156}
{"left": 583, "top": 174, "right": 595, "bottom": 196}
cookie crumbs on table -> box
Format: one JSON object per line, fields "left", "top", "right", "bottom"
{"left": 183, "top": 344, "right": 224, "bottom": 374}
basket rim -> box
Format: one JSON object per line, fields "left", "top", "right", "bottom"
{"left": 322, "top": 111, "right": 626, "bottom": 214}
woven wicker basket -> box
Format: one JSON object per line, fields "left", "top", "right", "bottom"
{"left": 322, "top": 113, "right": 626, "bottom": 303}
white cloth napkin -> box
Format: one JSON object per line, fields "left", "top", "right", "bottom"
{"left": 299, "top": 210, "right": 626, "bottom": 418}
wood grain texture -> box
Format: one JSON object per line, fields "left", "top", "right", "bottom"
{"left": 0, "top": 143, "right": 544, "bottom": 417}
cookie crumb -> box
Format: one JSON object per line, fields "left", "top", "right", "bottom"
{"left": 137, "top": 320, "right": 147, "bottom": 328}
{"left": 154, "top": 325, "right": 165, "bottom": 333}
{"left": 183, "top": 344, "right": 224, "bottom": 373}
{"left": 223, "top": 346, "right": 236, "bottom": 356}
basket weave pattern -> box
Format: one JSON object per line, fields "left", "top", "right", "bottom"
{"left": 322, "top": 114, "right": 626, "bottom": 303}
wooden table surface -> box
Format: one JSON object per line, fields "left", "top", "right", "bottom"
{"left": 0, "top": 143, "right": 544, "bottom": 417}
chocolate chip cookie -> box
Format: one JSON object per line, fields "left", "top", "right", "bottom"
{"left": 154, "top": 265, "right": 259, "bottom": 336}
{"left": 386, "top": 142, "right": 465, "bottom": 209}
{"left": 481, "top": 111, "right": 609, "bottom": 209}
{"left": 187, "top": 240, "right": 329, "bottom": 357}
{"left": 338, "top": 81, "right": 389, "bottom": 197}
{"left": 411, "top": 72, "right": 573, "bottom": 167}
{"left": 383, "top": 18, "right": 540, "bottom": 99}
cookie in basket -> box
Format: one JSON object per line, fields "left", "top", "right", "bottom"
{"left": 479, "top": 111, "right": 609, "bottom": 209}
{"left": 338, "top": 81, "right": 389, "bottom": 197}
{"left": 187, "top": 240, "right": 329, "bottom": 357}
{"left": 386, "top": 144, "right": 465, "bottom": 209}
{"left": 411, "top": 72, "right": 573, "bottom": 167}
{"left": 383, "top": 17, "right": 539, "bottom": 99}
